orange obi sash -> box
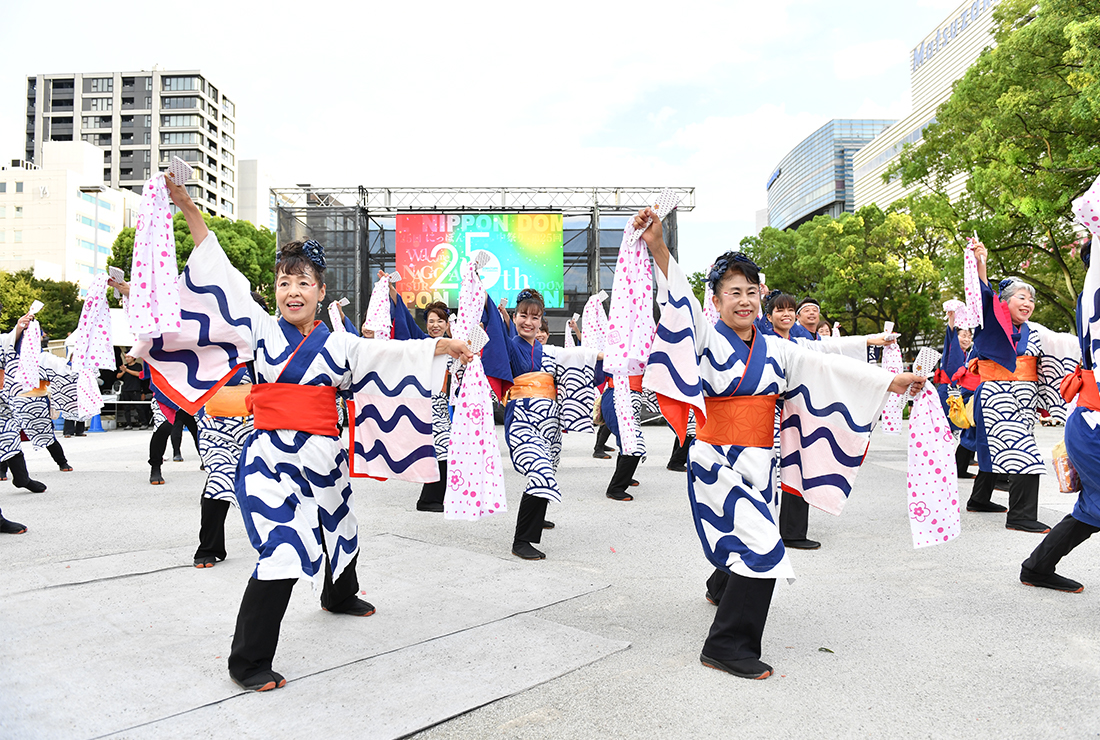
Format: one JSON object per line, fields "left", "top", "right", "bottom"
{"left": 205, "top": 384, "right": 252, "bottom": 418}
{"left": 696, "top": 394, "right": 780, "bottom": 448}
{"left": 18, "top": 379, "right": 50, "bottom": 397}
{"left": 970, "top": 356, "right": 1038, "bottom": 382}
{"left": 504, "top": 372, "right": 556, "bottom": 401}
{"left": 246, "top": 384, "right": 339, "bottom": 436}
{"left": 606, "top": 375, "right": 644, "bottom": 392}
{"left": 1061, "top": 367, "right": 1100, "bottom": 411}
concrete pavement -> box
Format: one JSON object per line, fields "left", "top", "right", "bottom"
{"left": 0, "top": 421, "right": 1097, "bottom": 739}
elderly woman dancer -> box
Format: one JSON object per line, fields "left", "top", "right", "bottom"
{"left": 132, "top": 175, "right": 470, "bottom": 693}
{"left": 637, "top": 210, "right": 924, "bottom": 680}
{"left": 965, "top": 244, "right": 1079, "bottom": 532}
{"left": 1019, "top": 203, "right": 1100, "bottom": 592}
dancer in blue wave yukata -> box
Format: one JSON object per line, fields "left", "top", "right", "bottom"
{"left": 124, "top": 175, "right": 471, "bottom": 693}
{"left": 634, "top": 207, "right": 924, "bottom": 680}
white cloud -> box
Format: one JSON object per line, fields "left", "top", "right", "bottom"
{"left": 833, "top": 39, "right": 908, "bottom": 81}
{"left": 852, "top": 92, "right": 912, "bottom": 120}
{"left": 648, "top": 106, "right": 676, "bottom": 128}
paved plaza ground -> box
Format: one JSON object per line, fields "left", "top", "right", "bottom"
{"left": 1, "top": 421, "right": 1097, "bottom": 739}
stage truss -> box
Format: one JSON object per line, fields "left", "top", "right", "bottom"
{"left": 274, "top": 186, "right": 695, "bottom": 328}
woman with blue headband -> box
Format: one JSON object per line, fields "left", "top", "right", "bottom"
{"left": 126, "top": 175, "right": 472, "bottom": 693}
{"left": 635, "top": 208, "right": 925, "bottom": 680}
{"left": 964, "top": 244, "right": 1079, "bottom": 533}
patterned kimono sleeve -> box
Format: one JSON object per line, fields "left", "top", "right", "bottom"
{"left": 132, "top": 231, "right": 269, "bottom": 414}
{"left": 644, "top": 257, "right": 709, "bottom": 440}
{"left": 1033, "top": 323, "right": 1081, "bottom": 422}
{"left": 777, "top": 341, "right": 894, "bottom": 515}
{"left": 545, "top": 345, "right": 600, "bottom": 433}
{"left": 38, "top": 352, "right": 80, "bottom": 419}
{"left": 343, "top": 334, "right": 449, "bottom": 482}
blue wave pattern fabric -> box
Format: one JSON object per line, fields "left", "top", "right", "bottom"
{"left": 972, "top": 280, "right": 1079, "bottom": 476}
{"left": 1067, "top": 236, "right": 1100, "bottom": 527}
{"left": 134, "top": 232, "right": 443, "bottom": 590}
{"left": 644, "top": 257, "right": 894, "bottom": 581}
{"left": 3, "top": 338, "right": 76, "bottom": 449}
{"left": 486, "top": 304, "right": 602, "bottom": 504}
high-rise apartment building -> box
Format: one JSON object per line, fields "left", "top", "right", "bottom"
{"left": 25, "top": 70, "right": 237, "bottom": 219}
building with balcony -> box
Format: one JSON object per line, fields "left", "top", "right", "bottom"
{"left": 25, "top": 70, "right": 237, "bottom": 219}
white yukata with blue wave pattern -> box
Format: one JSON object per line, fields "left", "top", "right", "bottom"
{"left": 644, "top": 258, "right": 896, "bottom": 581}
{"left": 134, "top": 233, "right": 444, "bottom": 591}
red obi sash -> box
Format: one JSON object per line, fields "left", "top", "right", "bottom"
{"left": 1061, "top": 367, "right": 1100, "bottom": 411}
{"left": 247, "top": 384, "right": 339, "bottom": 436}
{"left": 695, "top": 394, "right": 780, "bottom": 448}
{"left": 969, "top": 356, "right": 1038, "bottom": 382}
{"left": 606, "top": 375, "right": 644, "bottom": 392}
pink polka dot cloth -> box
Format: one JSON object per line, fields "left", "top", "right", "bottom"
{"left": 445, "top": 260, "right": 506, "bottom": 521}
{"left": 606, "top": 189, "right": 679, "bottom": 454}
{"left": 364, "top": 271, "right": 401, "bottom": 340}
{"left": 1072, "top": 172, "right": 1100, "bottom": 242}
{"left": 129, "top": 174, "right": 182, "bottom": 340}
{"left": 702, "top": 280, "right": 721, "bottom": 326}
{"left": 954, "top": 238, "right": 984, "bottom": 330}
{"left": 70, "top": 273, "right": 114, "bottom": 418}
{"left": 15, "top": 319, "right": 42, "bottom": 394}
{"left": 880, "top": 338, "right": 905, "bottom": 435}
{"left": 580, "top": 291, "right": 609, "bottom": 351}
{"left": 906, "top": 386, "right": 961, "bottom": 548}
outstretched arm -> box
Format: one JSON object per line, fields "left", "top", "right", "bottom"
{"left": 164, "top": 172, "right": 208, "bottom": 246}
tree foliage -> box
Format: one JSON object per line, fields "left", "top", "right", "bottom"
{"left": 0, "top": 270, "right": 83, "bottom": 339}
{"left": 107, "top": 213, "right": 277, "bottom": 307}
{"left": 889, "top": 0, "right": 1100, "bottom": 331}
{"left": 740, "top": 202, "right": 952, "bottom": 346}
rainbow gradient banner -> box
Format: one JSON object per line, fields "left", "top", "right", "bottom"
{"left": 395, "top": 213, "right": 564, "bottom": 309}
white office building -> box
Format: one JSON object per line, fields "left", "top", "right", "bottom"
{"left": 238, "top": 160, "right": 281, "bottom": 232}
{"left": 25, "top": 70, "right": 237, "bottom": 220}
{"left": 0, "top": 141, "right": 133, "bottom": 291}
{"left": 853, "top": 0, "right": 1002, "bottom": 209}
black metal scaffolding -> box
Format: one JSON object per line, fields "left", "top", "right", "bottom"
{"left": 274, "top": 186, "right": 695, "bottom": 330}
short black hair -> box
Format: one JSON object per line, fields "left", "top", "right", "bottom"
{"left": 707, "top": 251, "right": 760, "bottom": 292}
{"left": 765, "top": 291, "right": 796, "bottom": 317}
{"left": 276, "top": 240, "right": 325, "bottom": 281}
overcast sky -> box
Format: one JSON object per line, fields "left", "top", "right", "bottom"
{"left": 0, "top": 0, "right": 969, "bottom": 273}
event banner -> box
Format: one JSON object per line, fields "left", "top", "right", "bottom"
{"left": 395, "top": 213, "right": 564, "bottom": 309}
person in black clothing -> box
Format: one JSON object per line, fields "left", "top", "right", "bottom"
{"left": 116, "top": 354, "right": 148, "bottom": 429}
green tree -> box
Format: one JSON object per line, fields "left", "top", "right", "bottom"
{"left": 108, "top": 214, "right": 277, "bottom": 306}
{"left": 0, "top": 272, "right": 41, "bottom": 330}
{"left": 890, "top": 0, "right": 1100, "bottom": 331}
{"left": 687, "top": 270, "right": 707, "bottom": 306}
{"left": 741, "top": 204, "right": 949, "bottom": 348}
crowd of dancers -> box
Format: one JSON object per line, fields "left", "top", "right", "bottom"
{"left": 2, "top": 170, "right": 1099, "bottom": 690}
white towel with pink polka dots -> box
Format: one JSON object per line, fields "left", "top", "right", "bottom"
{"left": 15, "top": 319, "right": 42, "bottom": 394}
{"left": 581, "top": 291, "right": 609, "bottom": 351}
{"left": 364, "top": 272, "right": 399, "bottom": 340}
{"left": 605, "top": 190, "right": 679, "bottom": 454}
{"left": 702, "top": 282, "right": 721, "bottom": 326}
{"left": 70, "top": 273, "right": 114, "bottom": 418}
{"left": 954, "top": 238, "right": 984, "bottom": 330}
{"left": 880, "top": 339, "right": 905, "bottom": 434}
{"left": 445, "top": 259, "right": 507, "bottom": 521}
{"left": 906, "top": 386, "right": 961, "bottom": 548}
{"left": 128, "top": 174, "right": 182, "bottom": 339}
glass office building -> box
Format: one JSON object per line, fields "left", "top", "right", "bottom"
{"left": 766, "top": 119, "right": 895, "bottom": 231}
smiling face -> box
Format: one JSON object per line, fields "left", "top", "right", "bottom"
{"left": 1006, "top": 289, "right": 1034, "bottom": 327}
{"left": 712, "top": 271, "right": 760, "bottom": 341}
{"left": 276, "top": 264, "right": 325, "bottom": 335}
{"left": 797, "top": 303, "right": 820, "bottom": 332}
{"left": 958, "top": 328, "right": 973, "bottom": 352}
{"left": 768, "top": 304, "right": 796, "bottom": 337}
{"left": 514, "top": 304, "right": 543, "bottom": 342}
{"left": 817, "top": 323, "right": 832, "bottom": 337}
{"left": 425, "top": 310, "right": 449, "bottom": 338}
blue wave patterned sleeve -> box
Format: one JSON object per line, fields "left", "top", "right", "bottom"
{"left": 132, "top": 231, "right": 272, "bottom": 413}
